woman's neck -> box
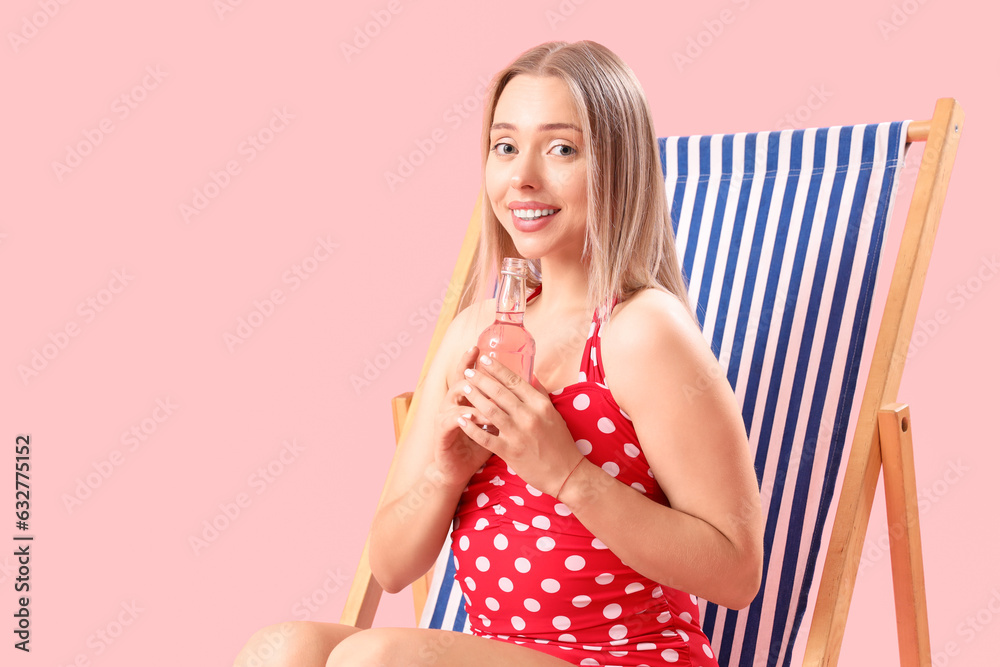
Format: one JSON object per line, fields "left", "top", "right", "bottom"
{"left": 531, "top": 255, "right": 591, "bottom": 317}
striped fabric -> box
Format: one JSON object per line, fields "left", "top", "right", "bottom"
{"left": 418, "top": 529, "right": 471, "bottom": 632}
{"left": 665, "top": 122, "right": 909, "bottom": 666}
{"left": 420, "top": 122, "right": 910, "bottom": 667}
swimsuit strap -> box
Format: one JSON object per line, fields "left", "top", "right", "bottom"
{"left": 528, "top": 284, "right": 620, "bottom": 382}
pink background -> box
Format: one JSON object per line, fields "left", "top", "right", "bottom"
{"left": 2, "top": 0, "right": 996, "bottom": 665}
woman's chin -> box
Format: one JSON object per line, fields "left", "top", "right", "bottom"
{"left": 507, "top": 242, "right": 545, "bottom": 261}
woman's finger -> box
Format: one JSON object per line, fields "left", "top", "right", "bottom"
{"left": 450, "top": 400, "right": 497, "bottom": 435}
{"left": 479, "top": 355, "right": 535, "bottom": 397}
{"left": 456, "top": 410, "right": 497, "bottom": 449}
{"left": 450, "top": 346, "right": 480, "bottom": 407}
{"left": 449, "top": 404, "right": 489, "bottom": 428}
{"left": 460, "top": 375, "right": 511, "bottom": 432}
{"left": 463, "top": 356, "right": 535, "bottom": 415}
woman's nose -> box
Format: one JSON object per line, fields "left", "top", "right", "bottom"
{"left": 510, "top": 152, "right": 540, "bottom": 189}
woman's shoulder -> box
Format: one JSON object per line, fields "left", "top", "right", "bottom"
{"left": 438, "top": 297, "right": 498, "bottom": 355}
{"left": 455, "top": 296, "right": 498, "bottom": 328}
{"left": 419, "top": 297, "right": 498, "bottom": 393}
{"left": 602, "top": 287, "right": 715, "bottom": 399}
{"left": 606, "top": 287, "right": 701, "bottom": 350}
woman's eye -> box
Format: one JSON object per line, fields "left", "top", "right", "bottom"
{"left": 552, "top": 144, "right": 576, "bottom": 157}
{"left": 493, "top": 142, "right": 516, "bottom": 156}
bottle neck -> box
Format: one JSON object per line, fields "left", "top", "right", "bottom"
{"left": 495, "top": 269, "right": 527, "bottom": 324}
{"left": 496, "top": 311, "right": 524, "bottom": 325}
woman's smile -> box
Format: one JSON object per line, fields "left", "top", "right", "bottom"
{"left": 509, "top": 201, "right": 562, "bottom": 232}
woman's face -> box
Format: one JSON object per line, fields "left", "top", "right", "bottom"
{"left": 485, "top": 75, "right": 588, "bottom": 263}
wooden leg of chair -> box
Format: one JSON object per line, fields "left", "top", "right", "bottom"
{"left": 339, "top": 536, "right": 383, "bottom": 629}
{"left": 803, "top": 418, "right": 883, "bottom": 666}
{"left": 879, "top": 403, "right": 931, "bottom": 667}
{"left": 412, "top": 569, "right": 433, "bottom": 625}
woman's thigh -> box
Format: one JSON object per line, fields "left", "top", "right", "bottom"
{"left": 234, "top": 621, "right": 362, "bottom": 667}
{"left": 327, "top": 627, "right": 574, "bottom": 667}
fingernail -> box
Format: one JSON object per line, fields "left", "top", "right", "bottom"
{"left": 457, "top": 416, "right": 467, "bottom": 426}
{"left": 462, "top": 412, "right": 472, "bottom": 419}
{"left": 479, "top": 355, "right": 492, "bottom": 365}
{"left": 468, "top": 346, "right": 476, "bottom": 354}
{"left": 464, "top": 368, "right": 475, "bottom": 378}
{"left": 463, "top": 384, "right": 472, "bottom": 394}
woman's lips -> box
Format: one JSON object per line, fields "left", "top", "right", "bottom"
{"left": 511, "top": 209, "right": 558, "bottom": 233}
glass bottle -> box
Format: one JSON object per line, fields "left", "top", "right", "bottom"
{"left": 476, "top": 258, "right": 536, "bottom": 382}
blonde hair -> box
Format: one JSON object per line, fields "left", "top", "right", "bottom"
{"left": 463, "top": 40, "right": 698, "bottom": 328}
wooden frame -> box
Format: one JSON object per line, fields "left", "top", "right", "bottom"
{"left": 341, "top": 99, "right": 965, "bottom": 666}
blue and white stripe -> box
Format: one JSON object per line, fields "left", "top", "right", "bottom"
{"left": 664, "top": 122, "right": 909, "bottom": 666}
{"left": 420, "top": 121, "right": 910, "bottom": 667}
{"left": 418, "top": 529, "right": 471, "bottom": 633}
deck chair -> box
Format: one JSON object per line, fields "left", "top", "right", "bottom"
{"left": 341, "top": 98, "right": 964, "bottom": 666}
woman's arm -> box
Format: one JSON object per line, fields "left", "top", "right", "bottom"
{"left": 560, "top": 288, "right": 764, "bottom": 609}
{"left": 368, "top": 300, "right": 493, "bottom": 594}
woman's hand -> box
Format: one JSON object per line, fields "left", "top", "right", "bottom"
{"left": 430, "top": 346, "right": 495, "bottom": 489}
{"left": 455, "top": 355, "right": 585, "bottom": 498}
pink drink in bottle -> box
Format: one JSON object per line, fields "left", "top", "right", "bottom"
{"left": 475, "top": 258, "right": 536, "bottom": 434}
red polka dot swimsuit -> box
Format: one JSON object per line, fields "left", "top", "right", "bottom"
{"left": 451, "top": 287, "right": 720, "bottom": 666}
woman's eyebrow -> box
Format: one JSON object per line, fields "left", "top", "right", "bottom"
{"left": 490, "top": 122, "right": 582, "bottom": 133}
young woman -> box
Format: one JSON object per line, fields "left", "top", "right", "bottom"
{"left": 234, "top": 40, "right": 762, "bottom": 667}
